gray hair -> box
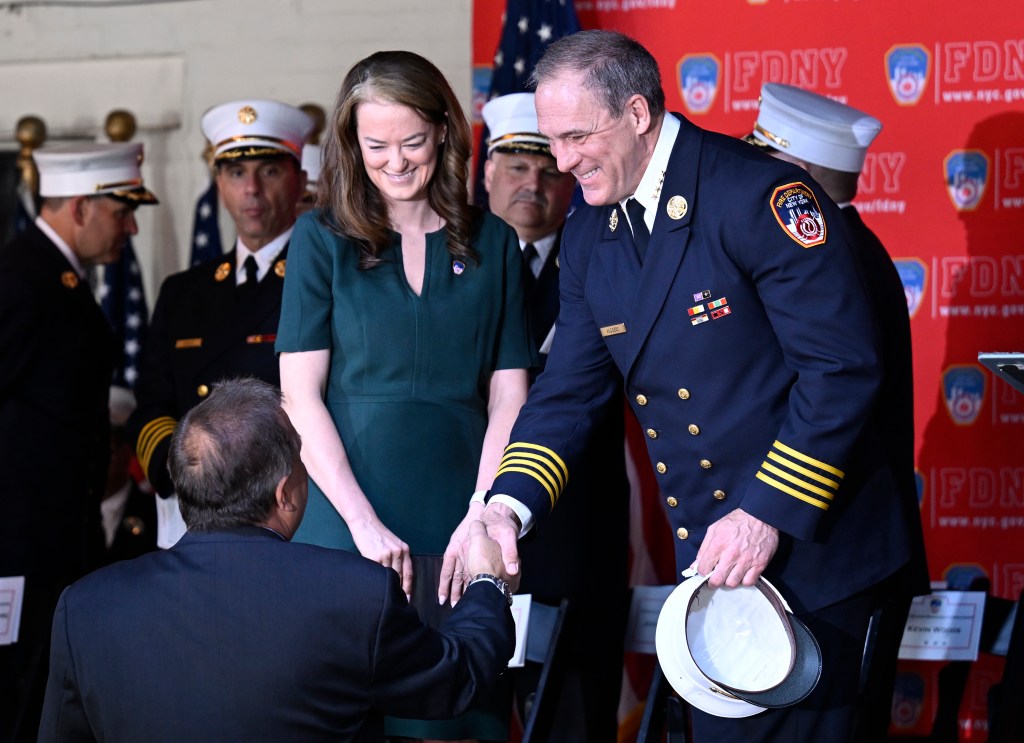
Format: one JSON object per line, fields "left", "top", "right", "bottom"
{"left": 168, "top": 378, "right": 301, "bottom": 532}
{"left": 530, "top": 30, "right": 666, "bottom": 119}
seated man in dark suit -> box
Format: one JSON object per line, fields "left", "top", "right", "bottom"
{"left": 39, "top": 378, "right": 516, "bottom": 743}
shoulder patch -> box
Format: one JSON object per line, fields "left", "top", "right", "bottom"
{"left": 770, "top": 182, "right": 827, "bottom": 248}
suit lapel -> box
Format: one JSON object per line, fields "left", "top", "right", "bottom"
{"left": 623, "top": 116, "right": 702, "bottom": 377}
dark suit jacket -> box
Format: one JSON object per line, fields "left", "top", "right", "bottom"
{"left": 492, "top": 114, "right": 923, "bottom": 613}
{"left": 0, "top": 223, "right": 112, "bottom": 581}
{"left": 841, "top": 206, "right": 928, "bottom": 597}
{"left": 129, "top": 248, "right": 286, "bottom": 496}
{"left": 39, "top": 527, "right": 515, "bottom": 742}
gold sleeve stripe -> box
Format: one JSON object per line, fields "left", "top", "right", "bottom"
{"left": 502, "top": 442, "right": 569, "bottom": 482}
{"left": 766, "top": 450, "right": 841, "bottom": 490}
{"left": 499, "top": 450, "right": 567, "bottom": 491}
{"left": 761, "top": 460, "right": 836, "bottom": 501}
{"left": 756, "top": 471, "right": 830, "bottom": 510}
{"left": 772, "top": 440, "right": 845, "bottom": 478}
{"left": 494, "top": 465, "right": 558, "bottom": 509}
{"left": 497, "top": 456, "right": 563, "bottom": 497}
{"left": 136, "top": 416, "right": 177, "bottom": 477}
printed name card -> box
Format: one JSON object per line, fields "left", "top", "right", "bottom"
{"left": 898, "top": 590, "right": 986, "bottom": 661}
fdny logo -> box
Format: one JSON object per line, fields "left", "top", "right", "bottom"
{"left": 677, "top": 54, "right": 720, "bottom": 115}
{"left": 770, "top": 182, "right": 827, "bottom": 247}
{"left": 885, "top": 45, "right": 931, "bottom": 105}
{"left": 894, "top": 259, "right": 926, "bottom": 318}
{"left": 944, "top": 150, "right": 989, "bottom": 211}
{"left": 942, "top": 364, "right": 986, "bottom": 425}
{"left": 892, "top": 672, "right": 925, "bottom": 729}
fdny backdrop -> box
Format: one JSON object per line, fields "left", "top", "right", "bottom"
{"left": 473, "top": 0, "right": 1022, "bottom": 739}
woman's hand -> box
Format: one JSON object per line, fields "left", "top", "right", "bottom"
{"left": 349, "top": 512, "right": 414, "bottom": 600}
{"left": 438, "top": 501, "right": 485, "bottom": 606}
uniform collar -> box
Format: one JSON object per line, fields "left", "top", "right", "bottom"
{"left": 235, "top": 226, "right": 293, "bottom": 284}
{"left": 619, "top": 113, "right": 680, "bottom": 234}
{"left": 35, "top": 215, "right": 86, "bottom": 278}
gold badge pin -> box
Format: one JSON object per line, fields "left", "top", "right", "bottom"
{"left": 609, "top": 208, "right": 619, "bottom": 232}
{"left": 214, "top": 262, "right": 232, "bottom": 282}
{"left": 600, "top": 323, "right": 627, "bottom": 337}
{"left": 274, "top": 259, "right": 286, "bottom": 278}
{"left": 666, "top": 195, "right": 688, "bottom": 220}
{"left": 238, "top": 105, "right": 258, "bottom": 124}
{"left": 60, "top": 271, "right": 79, "bottom": 289}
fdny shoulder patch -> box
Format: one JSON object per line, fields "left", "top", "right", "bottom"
{"left": 770, "top": 182, "right": 827, "bottom": 248}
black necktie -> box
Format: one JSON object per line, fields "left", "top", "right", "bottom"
{"left": 240, "top": 255, "right": 259, "bottom": 299}
{"left": 626, "top": 198, "right": 650, "bottom": 263}
{"left": 521, "top": 242, "right": 538, "bottom": 290}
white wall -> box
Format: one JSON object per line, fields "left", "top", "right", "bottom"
{"left": 0, "top": 0, "right": 473, "bottom": 302}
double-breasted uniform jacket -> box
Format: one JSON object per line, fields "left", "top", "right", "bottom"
{"left": 129, "top": 247, "right": 287, "bottom": 496}
{"left": 38, "top": 527, "right": 515, "bottom": 742}
{"left": 0, "top": 223, "right": 112, "bottom": 583}
{"left": 491, "top": 114, "right": 923, "bottom": 614}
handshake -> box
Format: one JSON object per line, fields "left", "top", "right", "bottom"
{"left": 439, "top": 502, "right": 524, "bottom": 606}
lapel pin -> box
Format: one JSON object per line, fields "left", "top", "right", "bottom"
{"left": 667, "top": 195, "right": 688, "bottom": 220}
{"left": 60, "top": 271, "right": 79, "bottom": 289}
{"left": 274, "top": 259, "right": 286, "bottom": 278}
{"left": 452, "top": 260, "right": 466, "bottom": 275}
{"left": 609, "top": 208, "right": 619, "bottom": 232}
{"left": 214, "top": 261, "right": 231, "bottom": 282}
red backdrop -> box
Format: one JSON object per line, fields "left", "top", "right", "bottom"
{"left": 472, "top": 1, "right": 1023, "bottom": 738}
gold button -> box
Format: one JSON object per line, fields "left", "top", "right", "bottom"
{"left": 636, "top": 394, "right": 648, "bottom": 406}
{"left": 197, "top": 384, "right": 209, "bottom": 397}
{"left": 700, "top": 459, "right": 712, "bottom": 469}
{"left": 688, "top": 424, "right": 700, "bottom": 435}
{"left": 656, "top": 462, "right": 667, "bottom": 474}
{"left": 678, "top": 388, "right": 690, "bottom": 400}
{"left": 666, "top": 496, "right": 678, "bottom": 507}
{"left": 646, "top": 428, "right": 658, "bottom": 439}
{"left": 676, "top": 527, "right": 689, "bottom": 540}
{"left": 713, "top": 489, "right": 727, "bottom": 501}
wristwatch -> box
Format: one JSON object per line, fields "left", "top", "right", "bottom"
{"left": 470, "top": 573, "right": 513, "bottom": 607}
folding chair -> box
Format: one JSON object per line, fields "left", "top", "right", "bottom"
{"left": 520, "top": 598, "right": 570, "bottom": 743}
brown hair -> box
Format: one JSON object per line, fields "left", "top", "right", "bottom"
{"left": 318, "top": 50, "right": 479, "bottom": 269}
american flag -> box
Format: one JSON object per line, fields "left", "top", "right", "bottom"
{"left": 99, "top": 239, "right": 148, "bottom": 389}
{"left": 473, "top": 0, "right": 581, "bottom": 207}
{"left": 190, "top": 179, "right": 222, "bottom": 266}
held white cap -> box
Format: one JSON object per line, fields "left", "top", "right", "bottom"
{"left": 655, "top": 570, "right": 822, "bottom": 718}
{"left": 35, "top": 142, "right": 158, "bottom": 204}
{"left": 482, "top": 92, "right": 552, "bottom": 157}
{"left": 201, "top": 99, "right": 314, "bottom": 163}
{"left": 751, "top": 82, "right": 882, "bottom": 173}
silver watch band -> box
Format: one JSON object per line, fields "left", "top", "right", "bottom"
{"left": 470, "top": 573, "right": 513, "bottom": 606}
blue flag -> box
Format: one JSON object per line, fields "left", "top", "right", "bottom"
{"left": 99, "top": 239, "right": 148, "bottom": 389}
{"left": 474, "top": 0, "right": 581, "bottom": 207}
{"left": 13, "top": 180, "right": 36, "bottom": 235}
{"left": 190, "top": 179, "right": 222, "bottom": 266}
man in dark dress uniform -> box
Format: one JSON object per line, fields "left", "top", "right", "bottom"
{"left": 129, "top": 99, "right": 312, "bottom": 547}
{"left": 456, "top": 31, "right": 929, "bottom": 743}
{"left": 0, "top": 142, "right": 157, "bottom": 742}
{"left": 482, "top": 92, "right": 630, "bottom": 743}
{"left": 745, "top": 82, "right": 929, "bottom": 743}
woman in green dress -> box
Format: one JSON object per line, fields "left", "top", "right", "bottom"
{"left": 276, "top": 51, "right": 536, "bottom": 742}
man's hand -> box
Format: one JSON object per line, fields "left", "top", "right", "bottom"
{"left": 439, "top": 502, "right": 522, "bottom": 606}
{"left": 694, "top": 508, "right": 779, "bottom": 588}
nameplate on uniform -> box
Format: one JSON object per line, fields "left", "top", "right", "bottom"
{"left": 246, "top": 334, "right": 277, "bottom": 345}
{"left": 600, "top": 323, "right": 627, "bottom": 337}
{"left": 175, "top": 338, "right": 203, "bottom": 349}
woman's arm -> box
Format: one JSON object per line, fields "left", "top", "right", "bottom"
{"left": 440, "top": 367, "right": 528, "bottom": 605}
{"left": 280, "top": 350, "right": 413, "bottom": 596}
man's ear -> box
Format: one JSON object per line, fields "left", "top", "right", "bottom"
{"left": 275, "top": 474, "right": 297, "bottom": 512}
{"left": 626, "top": 94, "right": 653, "bottom": 136}
{"left": 70, "top": 195, "right": 89, "bottom": 226}
{"left": 483, "top": 157, "right": 495, "bottom": 193}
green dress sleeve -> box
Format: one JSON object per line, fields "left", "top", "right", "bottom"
{"left": 276, "top": 210, "right": 335, "bottom": 353}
